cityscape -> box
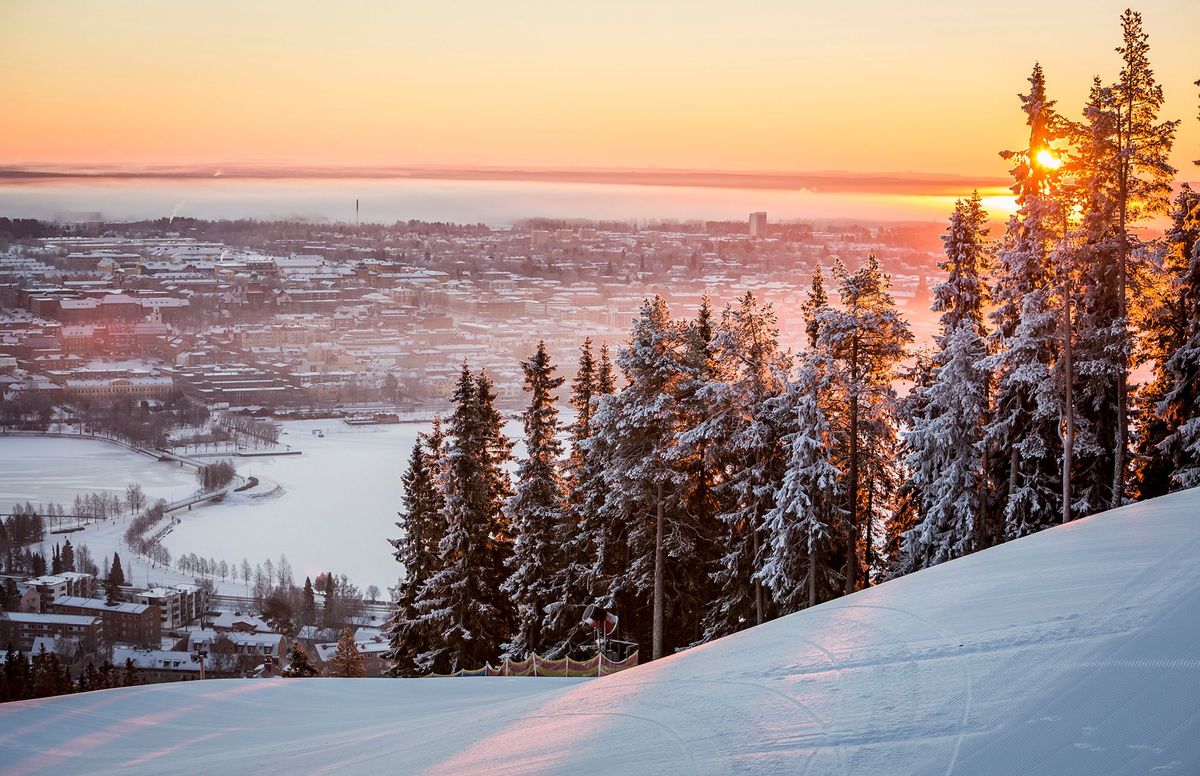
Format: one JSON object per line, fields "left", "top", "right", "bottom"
{"left": 1, "top": 1, "right": 1199, "bottom": 774}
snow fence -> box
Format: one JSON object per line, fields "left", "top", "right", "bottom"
{"left": 423, "top": 651, "right": 639, "bottom": 678}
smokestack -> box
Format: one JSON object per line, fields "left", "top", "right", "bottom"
{"left": 356, "top": 199, "right": 360, "bottom": 226}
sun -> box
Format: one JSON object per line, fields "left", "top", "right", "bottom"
{"left": 1035, "top": 148, "right": 1063, "bottom": 171}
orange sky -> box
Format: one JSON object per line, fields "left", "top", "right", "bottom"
{"left": 2, "top": 0, "right": 1197, "bottom": 183}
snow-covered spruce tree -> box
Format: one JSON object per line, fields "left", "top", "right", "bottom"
{"left": 384, "top": 421, "right": 445, "bottom": 676}
{"left": 593, "top": 296, "right": 691, "bottom": 659}
{"left": 1138, "top": 185, "right": 1200, "bottom": 491}
{"left": 597, "top": 341, "right": 616, "bottom": 394}
{"left": 986, "top": 63, "right": 1066, "bottom": 540}
{"left": 1143, "top": 101, "right": 1200, "bottom": 492}
{"left": 819, "top": 255, "right": 912, "bottom": 593}
{"left": 1137, "top": 92, "right": 1199, "bottom": 495}
{"left": 900, "top": 193, "right": 992, "bottom": 574}
{"left": 663, "top": 296, "right": 726, "bottom": 648}
{"left": 415, "top": 364, "right": 513, "bottom": 673}
{"left": 1108, "top": 10, "right": 1180, "bottom": 502}
{"left": 1064, "top": 77, "right": 1122, "bottom": 518}
{"left": 802, "top": 263, "right": 829, "bottom": 350}
{"left": 758, "top": 356, "right": 842, "bottom": 612}
{"left": 695, "top": 292, "right": 790, "bottom": 640}
{"left": 541, "top": 339, "right": 604, "bottom": 658}
{"left": 501, "top": 341, "right": 567, "bottom": 660}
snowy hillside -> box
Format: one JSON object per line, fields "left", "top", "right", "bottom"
{"left": 4, "top": 489, "right": 1200, "bottom": 775}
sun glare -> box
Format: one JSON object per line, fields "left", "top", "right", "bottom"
{"left": 1035, "top": 148, "right": 1062, "bottom": 170}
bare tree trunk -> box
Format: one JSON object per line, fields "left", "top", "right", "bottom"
{"left": 652, "top": 480, "right": 664, "bottom": 661}
{"left": 1062, "top": 248, "right": 1075, "bottom": 524}
{"left": 845, "top": 390, "right": 859, "bottom": 595}
{"left": 808, "top": 549, "right": 817, "bottom": 608}
{"left": 752, "top": 525, "right": 763, "bottom": 625}
{"left": 1112, "top": 99, "right": 1132, "bottom": 510}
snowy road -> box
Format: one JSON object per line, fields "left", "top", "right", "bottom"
{"left": 3, "top": 489, "right": 1199, "bottom": 775}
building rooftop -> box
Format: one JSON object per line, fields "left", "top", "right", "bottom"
{"left": 52, "top": 596, "right": 152, "bottom": 615}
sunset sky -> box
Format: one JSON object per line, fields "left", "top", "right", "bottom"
{"left": 3, "top": 0, "right": 1197, "bottom": 188}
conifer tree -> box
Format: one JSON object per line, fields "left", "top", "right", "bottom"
{"left": 987, "top": 63, "right": 1066, "bottom": 539}
{"left": 416, "top": 364, "right": 513, "bottom": 673}
{"left": 60, "top": 540, "right": 74, "bottom": 573}
{"left": 1108, "top": 10, "right": 1179, "bottom": 502}
{"left": 105, "top": 553, "right": 125, "bottom": 605}
{"left": 543, "top": 341, "right": 618, "bottom": 657}
{"left": 592, "top": 297, "right": 690, "bottom": 659}
{"left": 1142, "top": 83, "right": 1200, "bottom": 491}
{"left": 698, "top": 292, "right": 790, "bottom": 639}
{"left": 301, "top": 577, "right": 317, "bottom": 627}
{"left": 121, "top": 657, "right": 142, "bottom": 686}
{"left": 329, "top": 628, "right": 367, "bottom": 677}
{"left": 1066, "top": 76, "right": 1122, "bottom": 517}
{"left": 385, "top": 424, "right": 445, "bottom": 675}
{"left": 902, "top": 193, "right": 992, "bottom": 572}
{"left": 820, "top": 255, "right": 912, "bottom": 592}
{"left": 283, "top": 642, "right": 320, "bottom": 677}
{"left": 802, "top": 263, "right": 829, "bottom": 349}
{"left": 502, "top": 341, "right": 566, "bottom": 659}
{"left": 759, "top": 357, "right": 842, "bottom": 611}
{"left": 665, "top": 296, "right": 726, "bottom": 648}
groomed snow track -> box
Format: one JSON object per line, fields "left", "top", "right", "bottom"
{"left": 3, "top": 489, "right": 1200, "bottom": 775}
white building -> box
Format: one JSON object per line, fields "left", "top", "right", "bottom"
{"left": 135, "top": 583, "right": 207, "bottom": 631}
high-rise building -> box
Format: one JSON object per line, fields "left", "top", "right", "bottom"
{"left": 749, "top": 211, "right": 768, "bottom": 238}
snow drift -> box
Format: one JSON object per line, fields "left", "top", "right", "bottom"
{"left": 4, "top": 489, "right": 1200, "bottom": 775}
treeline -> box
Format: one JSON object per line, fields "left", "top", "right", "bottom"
{"left": 0, "top": 506, "right": 47, "bottom": 551}
{"left": 122, "top": 499, "right": 170, "bottom": 561}
{"left": 0, "top": 646, "right": 143, "bottom": 704}
{"left": 68, "top": 392, "right": 210, "bottom": 448}
{"left": 218, "top": 413, "right": 280, "bottom": 448}
{"left": 384, "top": 10, "right": 1199, "bottom": 676}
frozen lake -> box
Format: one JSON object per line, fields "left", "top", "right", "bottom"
{"left": 0, "top": 436, "right": 198, "bottom": 512}
{"left": 164, "top": 418, "right": 525, "bottom": 594}
{"left": 0, "top": 420, "right": 524, "bottom": 594}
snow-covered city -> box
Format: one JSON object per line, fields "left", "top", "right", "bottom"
{"left": 2, "top": 1, "right": 1199, "bottom": 774}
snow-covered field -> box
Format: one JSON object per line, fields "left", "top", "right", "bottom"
{"left": 4, "top": 488, "right": 1199, "bottom": 775}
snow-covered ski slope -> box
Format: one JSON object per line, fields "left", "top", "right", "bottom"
{"left": 4, "top": 489, "right": 1200, "bottom": 775}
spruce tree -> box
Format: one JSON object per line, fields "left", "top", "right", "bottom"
{"left": 802, "top": 263, "right": 829, "bottom": 349}
{"left": 1144, "top": 83, "right": 1200, "bottom": 491}
{"left": 1067, "top": 76, "right": 1122, "bottom": 517}
{"left": 502, "top": 342, "right": 566, "bottom": 659}
{"left": 759, "top": 357, "right": 842, "bottom": 611}
{"left": 283, "top": 642, "right": 319, "bottom": 677}
{"left": 330, "top": 628, "right": 367, "bottom": 677}
{"left": 105, "top": 553, "right": 125, "bottom": 604}
{"left": 301, "top": 577, "right": 317, "bottom": 626}
{"left": 986, "top": 63, "right": 1066, "bottom": 540}
{"left": 902, "top": 194, "right": 992, "bottom": 573}
{"left": 60, "top": 540, "right": 74, "bottom": 573}
{"left": 820, "top": 255, "right": 912, "bottom": 592}
{"left": 698, "top": 292, "right": 790, "bottom": 639}
{"left": 543, "top": 341, "right": 618, "bottom": 658}
{"left": 664, "top": 296, "right": 725, "bottom": 648}
{"left": 1108, "top": 10, "right": 1179, "bottom": 502}
{"left": 415, "top": 364, "right": 513, "bottom": 673}
{"left": 592, "top": 297, "right": 690, "bottom": 658}
{"left": 385, "top": 425, "right": 445, "bottom": 675}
